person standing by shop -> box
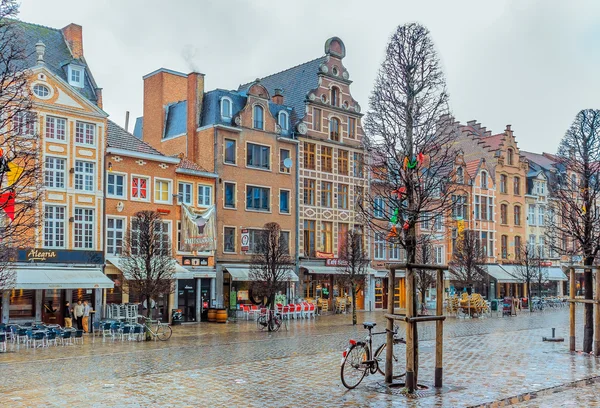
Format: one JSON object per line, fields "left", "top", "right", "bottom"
{"left": 73, "top": 300, "right": 84, "bottom": 330}
{"left": 82, "top": 300, "right": 91, "bottom": 333}
{"left": 63, "top": 301, "right": 73, "bottom": 328}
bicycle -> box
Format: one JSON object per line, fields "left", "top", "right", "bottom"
{"left": 256, "top": 310, "right": 288, "bottom": 332}
{"left": 138, "top": 315, "right": 172, "bottom": 341}
{"left": 340, "top": 322, "right": 405, "bottom": 389}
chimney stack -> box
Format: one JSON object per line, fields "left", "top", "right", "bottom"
{"left": 125, "top": 111, "right": 130, "bottom": 132}
{"left": 187, "top": 72, "right": 205, "bottom": 163}
{"left": 272, "top": 88, "right": 284, "bottom": 105}
{"left": 61, "top": 23, "right": 84, "bottom": 59}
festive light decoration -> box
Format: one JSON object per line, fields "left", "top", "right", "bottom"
{"left": 392, "top": 187, "right": 406, "bottom": 198}
{"left": 0, "top": 191, "right": 15, "bottom": 220}
{"left": 387, "top": 225, "right": 398, "bottom": 239}
{"left": 403, "top": 221, "right": 410, "bottom": 231}
{"left": 6, "top": 162, "right": 23, "bottom": 187}
{"left": 390, "top": 208, "right": 399, "bottom": 224}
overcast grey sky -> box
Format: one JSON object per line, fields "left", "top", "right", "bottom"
{"left": 19, "top": 0, "right": 600, "bottom": 153}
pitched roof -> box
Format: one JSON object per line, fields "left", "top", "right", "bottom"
{"left": 465, "top": 159, "right": 481, "bottom": 179}
{"left": 521, "top": 151, "right": 557, "bottom": 170}
{"left": 164, "top": 101, "right": 187, "bottom": 138}
{"left": 177, "top": 157, "right": 208, "bottom": 173}
{"left": 106, "top": 120, "right": 165, "bottom": 156}
{"left": 13, "top": 21, "right": 99, "bottom": 103}
{"left": 238, "top": 56, "right": 327, "bottom": 122}
{"left": 480, "top": 133, "right": 504, "bottom": 150}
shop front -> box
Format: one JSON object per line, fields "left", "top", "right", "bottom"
{"left": 2, "top": 249, "right": 113, "bottom": 324}
{"left": 300, "top": 260, "right": 377, "bottom": 313}
{"left": 371, "top": 270, "right": 407, "bottom": 311}
{"left": 483, "top": 264, "right": 521, "bottom": 300}
{"left": 175, "top": 256, "right": 216, "bottom": 322}
{"left": 222, "top": 264, "right": 299, "bottom": 310}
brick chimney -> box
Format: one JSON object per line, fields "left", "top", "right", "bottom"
{"left": 142, "top": 68, "right": 188, "bottom": 148}
{"left": 186, "top": 72, "right": 205, "bottom": 163}
{"left": 272, "top": 88, "right": 284, "bottom": 105}
{"left": 95, "top": 88, "right": 103, "bottom": 109}
{"left": 61, "top": 23, "right": 84, "bottom": 59}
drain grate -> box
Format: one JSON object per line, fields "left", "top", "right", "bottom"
{"left": 368, "top": 381, "right": 464, "bottom": 399}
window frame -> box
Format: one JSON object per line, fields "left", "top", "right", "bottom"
{"left": 73, "top": 207, "right": 94, "bottom": 250}
{"left": 500, "top": 174, "right": 507, "bottom": 194}
{"left": 224, "top": 139, "right": 236, "bottom": 165}
{"left": 331, "top": 86, "right": 340, "bottom": 107}
{"left": 338, "top": 149, "right": 349, "bottom": 175}
{"left": 74, "top": 160, "right": 95, "bottom": 192}
{"left": 337, "top": 183, "right": 349, "bottom": 210}
{"left": 246, "top": 142, "right": 271, "bottom": 170}
{"left": 45, "top": 116, "right": 67, "bottom": 142}
{"left": 303, "top": 178, "right": 316, "bottom": 206}
{"left": 507, "top": 148, "right": 514, "bottom": 165}
{"left": 246, "top": 184, "right": 271, "bottom": 212}
{"left": 348, "top": 116, "right": 356, "bottom": 139}
{"left": 278, "top": 111, "right": 289, "bottom": 131}
{"left": 223, "top": 181, "right": 236, "bottom": 209}
{"left": 279, "top": 188, "right": 291, "bottom": 214}
{"left": 313, "top": 108, "right": 322, "bottom": 132}
{"left": 153, "top": 178, "right": 172, "bottom": 204}
{"left": 131, "top": 175, "right": 150, "bottom": 202}
{"left": 107, "top": 172, "right": 127, "bottom": 199}
{"left": 68, "top": 65, "right": 84, "bottom": 88}
{"left": 13, "top": 111, "right": 36, "bottom": 136}
{"left": 197, "top": 184, "right": 213, "bottom": 207}
{"left": 44, "top": 156, "right": 66, "bottom": 189}
{"left": 253, "top": 104, "right": 264, "bottom": 130}
{"left": 374, "top": 232, "right": 386, "bottom": 260}
{"left": 514, "top": 205, "right": 521, "bottom": 226}
{"left": 43, "top": 205, "right": 66, "bottom": 248}
{"left": 321, "top": 181, "right": 333, "bottom": 208}
{"left": 75, "top": 121, "right": 96, "bottom": 146}
{"left": 321, "top": 221, "right": 333, "bottom": 254}
{"left": 220, "top": 97, "right": 233, "bottom": 120}
{"left": 329, "top": 117, "right": 340, "bottom": 142}
{"left": 481, "top": 171, "right": 488, "bottom": 189}
{"left": 500, "top": 203, "right": 508, "bottom": 225}
{"left": 223, "top": 226, "right": 236, "bottom": 254}
{"left": 177, "top": 181, "right": 193, "bottom": 205}
{"left": 321, "top": 146, "right": 333, "bottom": 172}
{"left": 106, "top": 216, "right": 126, "bottom": 256}
{"left": 303, "top": 219, "right": 316, "bottom": 257}
{"left": 513, "top": 176, "right": 520, "bottom": 195}
{"left": 279, "top": 148, "right": 291, "bottom": 174}
{"left": 304, "top": 142, "right": 316, "bottom": 170}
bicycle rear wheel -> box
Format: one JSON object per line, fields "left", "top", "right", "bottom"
{"left": 156, "top": 324, "right": 172, "bottom": 341}
{"left": 374, "top": 342, "right": 406, "bottom": 378}
{"left": 340, "top": 344, "right": 368, "bottom": 389}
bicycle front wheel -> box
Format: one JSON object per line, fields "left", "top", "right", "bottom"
{"left": 374, "top": 342, "right": 406, "bottom": 378}
{"left": 156, "top": 324, "right": 172, "bottom": 341}
{"left": 340, "top": 344, "right": 368, "bottom": 389}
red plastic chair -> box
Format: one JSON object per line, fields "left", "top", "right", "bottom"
{"left": 241, "top": 305, "right": 250, "bottom": 320}
{"left": 282, "top": 305, "right": 290, "bottom": 320}
{"left": 294, "top": 303, "right": 303, "bottom": 319}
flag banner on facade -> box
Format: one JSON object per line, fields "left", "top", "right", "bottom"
{"left": 180, "top": 204, "right": 216, "bottom": 252}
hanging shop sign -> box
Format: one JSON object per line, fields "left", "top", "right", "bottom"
{"left": 316, "top": 251, "right": 335, "bottom": 259}
{"left": 241, "top": 229, "right": 250, "bottom": 252}
{"left": 180, "top": 204, "right": 216, "bottom": 252}
{"left": 182, "top": 256, "right": 209, "bottom": 267}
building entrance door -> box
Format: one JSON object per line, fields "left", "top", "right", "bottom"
{"left": 178, "top": 279, "right": 196, "bottom": 322}
{"left": 200, "top": 279, "right": 211, "bottom": 321}
{"left": 42, "top": 289, "right": 63, "bottom": 325}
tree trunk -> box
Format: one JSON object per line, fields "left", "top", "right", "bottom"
{"left": 351, "top": 284, "right": 357, "bottom": 326}
{"left": 584, "top": 261, "right": 594, "bottom": 353}
{"left": 267, "top": 293, "right": 275, "bottom": 332}
{"left": 144, "top": 294, "right": 152, "bottom": 341}
{"left": 528, "top": 284, "right": 532, "bottom": 312}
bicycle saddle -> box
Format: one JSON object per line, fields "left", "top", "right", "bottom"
{"left": 363, "top": 322, "right": 376, "bottom": 329}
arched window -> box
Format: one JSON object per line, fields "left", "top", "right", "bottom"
{"left": 500, "top": 203, "right": 508, "bottom": 224}
{"left": 456, "top": 167, "right": 464, "bottom": 184}
{"left": 278, "top": 111, "right": 288, "bottom": 131}
{"left": 253, "top": 105, "right": 264, "bottom": 130}
{"left": 329, "top": 117, "right": 340, "bottom": 141}
{"left": 571, "top": 174, "right": 577, "bottom": 190}
{"left": 514, "top": 205, "right": 521, "bottom": 225}
{"left": 481, "top": 171, "right": 488, "bottom": 189}
{"left": 220, "top": 97, "right": 232, "bottom": 119}
{"left": 513, "top": 176, "right": 520, "bottom": 195}
{"left": 507, "top": 148, "right": 514, "bottom": 165}
{"left": 331, "top": 87, "right": 339, "bottom": 107}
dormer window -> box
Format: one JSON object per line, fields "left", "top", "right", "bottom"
{"left": 253, "top": 105, "right": 264, "bottom": 130}
{"left": 456, "top": 167, "right": 464, "bottom": 184}
{"left": 481, "top": 171, "right": 488, "bottom": 189}
{"left": 221, "top": 97, "right": 232, "bottom": 120}
{"left": 68, "top": 65, "right": 84, "bottom": 88}
{"left": 278, "top": 111, "right": 289, "bottom": 131}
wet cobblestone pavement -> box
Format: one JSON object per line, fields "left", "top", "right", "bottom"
{"left": 1, "top": 307, "right": 600, "bottom": 407}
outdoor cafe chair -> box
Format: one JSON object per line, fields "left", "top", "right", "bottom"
{"left": 16, "top": 327, "right": 28, "bottom": 344}
{"left": 131, "top": 324, "right": 143, "bottom": 341}
{"left": 240, "top": 305, "right": 250, "bottom": 320}
{"left": 45, "top": 331, "right": 58, "bottom": 347}
{"left": 59, "top": 330, "right": 73, "bottom": 346}
{"left": 73, "top": 330, "right": 84, "bottom": 345}
{"left": 248, "top": 305, "right": 260, "bottom": 320}
{"left": 0, "top": 333, "right": 6, "bottom": 352}
{"left": 118, "top": 326, "right": 132, "bottom": 341}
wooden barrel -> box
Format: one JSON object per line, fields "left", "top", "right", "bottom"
{"left": 207, "top": 308, "right": 216, "bottom": 322}
{"left": 216, "top": 308, "right": 227, "bottom": 323}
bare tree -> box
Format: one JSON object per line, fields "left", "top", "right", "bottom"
{"left": 249, "top": 222, "right": 294, "bottom": 331}
{"left": 514, "top": 244, "right": 543, "bottom": 311}
{"left": 534, "top": 265, "right": 549, "bottom": 298}
{"left": 362, "top": 23, "right": 456, "bottom": 388}
{"left": 0, "top": 0, "right": 43, "bottom": 292}
{"left": 547, "top": 109, "right": 600, "bottom": 353}
{"left": 415, "top": 236, "right": 436, "bottom": 314}
{"left": 337, "top": 229, "right": 370, "bottom": 325}
{"left": 449, "top": 230, "right": 488, "bottom": 294}
{"left": 121, "top": 211, "right": 176, "bottom": 339}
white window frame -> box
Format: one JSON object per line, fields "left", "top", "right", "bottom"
{"left": 75, "top": 121, "right": 96, "bottom": 146}
{"left": 278, "top": 111, "right": 289, "bottom": 131}
{"left": 220, "top": 97, "right": 233, "bottom": 120}
{"left": 528, "top": 204, "right": 536, "bottom": 226}
{"left": 279, "top": 188, "right": 291, "bottom": 214}
{"left": 43, "top": 205, "right": 66, "bottom": 248}
{"left": 374, "top": 196, "right": 385, "bottom": 219}
{"left": 154, "top": 178, "right": 172, "bottom": 204}
{"left": 44, "top": 156, "right": 66, "bottom": 189}
{"left": 246, "top": 142, "right": 271, "bottom": 170}
{"left": 154, "top": 220, "right": 172, "bottom": 256}
{"left": 68, "top": 65, "right": 84, "bottom": 88}
{"left": 74, "top": 160, "right": 95, "bottom": 192}
{"left": 253, "top": 104, "right": 264, "bottom": 130}
{"left": 389, "top": 242, "right": 400, "bottom": 260}
{"left": 374, "top": 232, "right": 386, "bottom": 260}
{"left": 197, "top": 184, "right": 212, "bottom": 206}
{"left": 45, "top": 116, "right": 67, "bottom": 142}
{"left": 131, "top": 174, "right": 150, "bottom": 202}
{"left": 107, "top": 172, "right": 126, "bottom": 199}
{"left": 538, "top": 206, "right": 545, "bottom": 226}
{"left": 177, "top": 182, "right": 193, "bottom": 205}
{"left": 73, "top": 207, "right": 94, "bottom": 249}
{"left": 224, "top": 138, "right": 237, "bottom": 165}
{"left": 106, "top": 216, "right": 126, "bottom": 256}
{"left": 13, "top": 111, "right": 36, "bottom": 136}
{"left": 435, "top": 246, "right": 444, "bottom": 265}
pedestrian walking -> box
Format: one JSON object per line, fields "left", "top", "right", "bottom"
{"left": 73, "top": 300, "right": 84, "bottom": 330}
{"left": 63, "top": 301, "right": 73, "bottom": 328}
{"left": 82, "top": 300, "right": 91, "bottom": 333}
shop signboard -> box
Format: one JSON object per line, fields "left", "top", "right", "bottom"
{"left": 325, "top": 258, "right": 348, "bottom": 267}
{"left": 18, "top": 249, "right": 104, "bottom": 264}
{"left": 241, "top": 229, "right": 250, "bottom": 252}
{"left": 540, "top": 261, "right": 553, "bottom": 267}
{"left": 316, "top": 251, "right": 335, "bottom": 259}
{"left": 182, "top": 256, "right": 209, "bottom": 267}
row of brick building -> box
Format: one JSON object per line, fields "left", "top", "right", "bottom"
{"left": 1, "top": 21, "right": 572, "bottom": 325}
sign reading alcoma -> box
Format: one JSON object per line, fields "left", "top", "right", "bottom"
{"left": 180, "top": 204, "right": 216, "bottom": 252}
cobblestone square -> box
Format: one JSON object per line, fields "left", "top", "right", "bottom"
{"left": 2, "top": 307, "right": 600, "bottom": 407}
